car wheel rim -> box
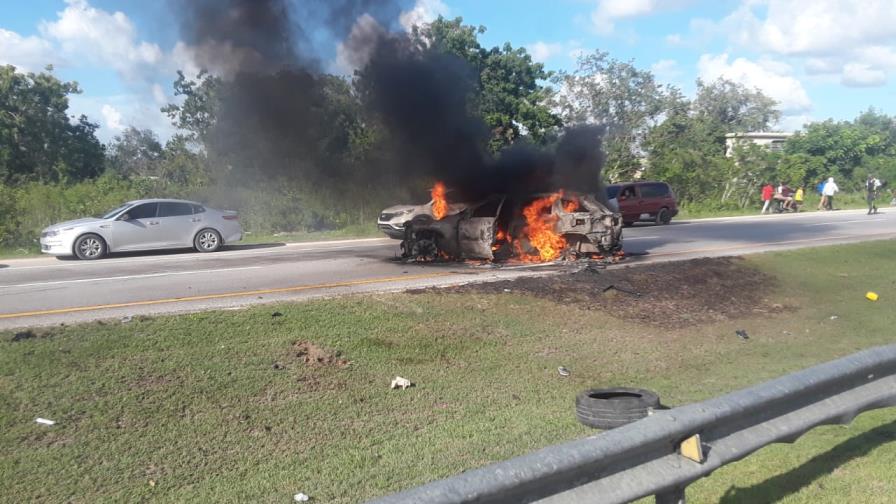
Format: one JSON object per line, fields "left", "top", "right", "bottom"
{"left": 79, "top": 238, "right": 101, "bottom": 257}
{"left": 199, "top": 232, "right": 218, "bottom": 250}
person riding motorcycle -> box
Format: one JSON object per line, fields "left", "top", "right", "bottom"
{"left": 773, "top": 183, "right": 795, "bottom": 212}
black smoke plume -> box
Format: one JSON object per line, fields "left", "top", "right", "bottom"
{"left": 172, "top": 0, "right": 606, "bottom": 208}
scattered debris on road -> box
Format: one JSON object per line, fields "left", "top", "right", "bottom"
{"left": 391, "top": 376, "right": 412, "bottom": 390}
{"left": 736, "top": 329, "right": 750, "bottom": 341}
{"left": 120, "top": 316, "right": 133, "bottom": 323}
{"left": 830, "top": 315, "right": 839, "bottom": 320}
{"left": 866, "top": 292, "right": 879, "bottom": 301}
{"left": 558, "top": 366, "right": 570, "bottom": 377}
{"left": 272, "top": 311, "right": 283, "bottom": 317}
{"left": 293, "top": 492, "right": 310, "bottom": 502}
{"left": 35, "top": 418, "right": 56, "bottom": 426}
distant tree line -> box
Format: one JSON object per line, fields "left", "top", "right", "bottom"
{"left": 2, "top": 17, "right": 895, "bottom": 247}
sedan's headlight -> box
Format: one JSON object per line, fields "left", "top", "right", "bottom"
{"left": 43, "top": 230, "right": 60, "bottom": 238}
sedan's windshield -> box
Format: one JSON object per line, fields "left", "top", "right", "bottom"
{"left": 100, "top": 203, "right": 131, "bottom": 219}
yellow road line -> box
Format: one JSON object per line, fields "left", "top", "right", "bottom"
{"left": 0, "top": 272, "right": 454, "bottom": 320}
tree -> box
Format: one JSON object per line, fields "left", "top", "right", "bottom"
{"left": 411, "top": 17, "right": 561, "bottom": 152}
{"left": 552, "top": 51, "right": 672, "bottom": 180}
{"left": 106, "top": 127, "right": 163, "bottom": 178}
{"left": 161, "top": 70, "right": 222, "bottom": 145}
{"left": 644, "top": 78, "right": 785, "bottom": 206}
{"left": 693, "top": 78, "right": 780, "bottom": 134}
{"left": 156, "top": 134, "right": 209, "bottom": 187}
{"left": 0, "top": 65, "right": 105, "bottom": 184}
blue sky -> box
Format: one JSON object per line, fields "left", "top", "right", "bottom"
{"left": 2, "top": 0, "right": 895, "bottom": 142}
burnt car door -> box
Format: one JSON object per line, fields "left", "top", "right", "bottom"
{"left": 457, "top": 196, "right": 505, "bottom": 260}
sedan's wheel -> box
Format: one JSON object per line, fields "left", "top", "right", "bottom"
{"left": 74, "top": 234, "right": 107, "bottom": 260}
{"left": 194, "top": 228, "right": 223, "bottom": 252}
{"left": 656, "top": 208, "right": 672, "bottom": 225}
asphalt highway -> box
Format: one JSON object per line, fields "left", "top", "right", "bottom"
{"left": 2, "top": 208, "right": 895, "bottom": 328}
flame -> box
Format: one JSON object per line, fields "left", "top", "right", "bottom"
{"left": 431, "top": 182, "right": 448, "bottom": 220}
{"left": 519, "top": 193, "right": 567, "bottom": 262}
{"left": 563, "top": 198, "right": 580, "bottom": 213}
{"left": 492, "top": 228, "right": 508, "bottom": 252}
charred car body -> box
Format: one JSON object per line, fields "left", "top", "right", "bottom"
{"left": 400, "top": 192, "right": 623, "bottom": 262}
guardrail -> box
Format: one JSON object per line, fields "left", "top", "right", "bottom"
{"left": 370, "top": 344, "right": 896, "bottom": 503}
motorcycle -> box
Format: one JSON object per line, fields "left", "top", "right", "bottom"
{"left": 772, "top": 199, "right": 798, "bottom": 213}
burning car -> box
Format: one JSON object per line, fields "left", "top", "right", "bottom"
{"left": 401, "top": 190, "right": 623, "bottom": 262}
{"left": 377, "top": 183, "right": 468, "bottom": 239}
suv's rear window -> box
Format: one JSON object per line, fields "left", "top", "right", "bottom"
{"left": 639, "top": 183, "right": 670, "bottom": 198}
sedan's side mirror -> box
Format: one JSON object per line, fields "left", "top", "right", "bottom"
{"left": 118, "top": 213, "right": 130, "bottom": 221}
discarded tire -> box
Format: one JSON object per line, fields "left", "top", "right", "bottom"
{"left": 575, "top": 387, "right": 660, "bottom": 430}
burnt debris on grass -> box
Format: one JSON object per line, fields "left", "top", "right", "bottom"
{"left": 431, "top": 257, "right": 790, "bottom": 327}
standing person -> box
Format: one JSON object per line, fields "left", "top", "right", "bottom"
{"left": 822, "top": 177, "right": 839, "bottom": 210}
{"left": 761, "top": 183, "right": 774, "bottom": 214}
{"left": 866, "top": 175, "right": 879, "bottom": 215}
{"left": 816, "top": 179, "right": 827, "bottom": 210}
{"left": 794, "top": 185, "right": 804, "bottom": 212}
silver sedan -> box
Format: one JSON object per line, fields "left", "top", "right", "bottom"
{"left": 39, "top": 199, "right": 243, "bottom": 260}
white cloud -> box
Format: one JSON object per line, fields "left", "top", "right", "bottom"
{"left": 0, "top": 1, "right": 186, "bottom": 142}
{"left": 0, "top": 28, "right": 61, "bottom": 71}
{"left": 526, "top": 41, "right": 565, "bottom": 63}
{"left": 715, "top": 0, "right": 896, "bottom": 87}
{"left": 399, "top": 0, "right": 449, "bottom": 31}
{"left": 72, "top": 94, "right": 176, "bottom": 143}
{"left": 592, "top": 0, "right": 657, "bottom": 34}
{"left": 841, "top": 63, "right": 887, "bottom": 87}
{"left": 698, "top": 53, "right": 812, "bottom": 114}
{"left": 665, "top": 33, "right": 683, "bottom": 46}
{"left": 724, "top": 0, "right": 896, "bottom": 56}
{"left": 101, "top": 104, "right": 124, "bottom": 131}
{"left": 39, "top": 0, "right": 163, "bottom": 82}
{"left": 651, "top": 59, "right": 681, "bottom": 83}
{"left": 779, "top": 113, "right": 813, "bottom": 132}
{"left": 151, "top": 84, "right": 168, "bottom": 106}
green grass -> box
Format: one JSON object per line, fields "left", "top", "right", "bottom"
{"left": 2, "top": 242, "right": 896, "bottom": 503}
{"left": 0, "top": 245, "right": 40, "bottom": 260}
{"left": 240, "top": 223, "right": 382, "bottom": 245}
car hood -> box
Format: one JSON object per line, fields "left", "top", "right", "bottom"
{"left": 380, "top": 204, "right": 420, "bottom": 214}
{"left": 44, "top": 217, "right": 103, "bottom": 232}
{"left": 380, "top": 202, "right": 470, "bottom": 217}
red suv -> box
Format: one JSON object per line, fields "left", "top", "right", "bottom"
{"left": 606, "top": 181, "right": 678, "bottom": 225}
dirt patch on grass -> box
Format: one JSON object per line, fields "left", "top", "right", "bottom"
{"left": 293, "top": 341, "right": 350, "bottom": 367}
{"left": 437, "top": 257, "right": 789, "bottom": 327}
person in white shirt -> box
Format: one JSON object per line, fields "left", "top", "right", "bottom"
{"left": 822, "top": 177, "right": 839, "bottom": 210}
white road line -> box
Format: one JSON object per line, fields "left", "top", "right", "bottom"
{"left": 808, "top": 218, "right": 886, "bottom": 226}
{"left": 623, "top": 236, "right": 660, "bottom": 240}
{"left": 0, "top": 241, "right": 396, "bottom": 271}
{"left": 0, "top": 266, "right": 264, "bottom": 288}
